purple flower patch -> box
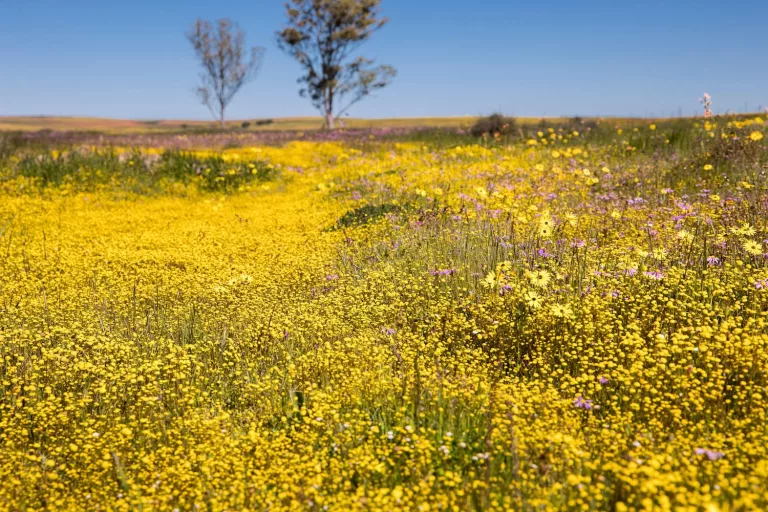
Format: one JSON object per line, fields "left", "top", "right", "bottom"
{"left": 573, "top": 396, "right": 594, "bottom": 410}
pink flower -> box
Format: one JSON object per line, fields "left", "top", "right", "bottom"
{"left": 430, "top": 268, "right": 457, "bottom": 276}
{"left": 694, "top": 448, "right": 724, "bottom": 461}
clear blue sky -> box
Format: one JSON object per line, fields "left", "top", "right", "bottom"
{"left": 1, "top": 0, "right": 767, "bottom": 119}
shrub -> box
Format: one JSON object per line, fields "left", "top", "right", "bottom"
{"left": 241, "top": 121, "right": 252, "bottom": 129}
{"left": 332, "top": 202, "right": 401, "bottom": 230}
{"left": 470, "top": 113, "right": 517, "bottom": 137}
{"left": 0, "top": 132, "right": 26, "bottom": 162}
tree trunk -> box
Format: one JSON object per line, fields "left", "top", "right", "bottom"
{"left": 220, "top": 104, "right": 226, "bottom": 129}
{"left": 325, "top": 111, "right": 334, "bottom": 130}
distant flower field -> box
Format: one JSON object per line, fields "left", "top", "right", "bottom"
{"left": 1, "top": 117, "right": 767, "bottom": 510}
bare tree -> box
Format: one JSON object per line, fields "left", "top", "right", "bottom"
{"left": 277, "top": 0, "right": 396, "bottom": 130}
{"left": 187, "top": 19, "right": 265, "bottom": 128}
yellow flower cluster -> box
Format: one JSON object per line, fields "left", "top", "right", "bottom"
{"left": 1, "top": 123, "right": 767, "bottom": 510}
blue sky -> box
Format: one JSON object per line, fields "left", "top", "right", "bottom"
{"left": 1, "top": 0, "right": 767, "bottom": 119}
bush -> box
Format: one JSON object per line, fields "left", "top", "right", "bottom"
{"left": 255, "top": 119, "right": 274, "bottom": 126}
{"left": 568, "top": 116, "right": 599, "bottom": 131}
{"left": 0, "top": 132, "right": 26, "bottom": 162}
{"left": 241, "top": 121, "right": 252, "bottom": 129}
{"left": 331, "top": 202, "right": 401, "bottom": 230}
{"left": 470, "top": 114, "right": 517, "bottom": 137}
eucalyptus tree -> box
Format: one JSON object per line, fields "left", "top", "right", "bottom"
{"left": 277, "top": 0, "right": 396, "bottom": 129}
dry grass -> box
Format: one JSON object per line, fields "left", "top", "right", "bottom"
{"left": 0, "top": 115, "right": 639, "bottom": 134}
{"left": 0, "top": 115, "right": 485, "bottom": 134}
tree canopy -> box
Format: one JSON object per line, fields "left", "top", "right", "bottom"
{"left": 277, "top": 0, "right": 396, "bottom": 129}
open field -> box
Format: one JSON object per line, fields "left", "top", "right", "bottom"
{"left": 0, "top": 115, "right": 664, "bottom": 135}
{"left": 0, "top": 115, "right": 485, "bottom": 134}
{"left": 1, "top": 116, "right": 768, "bottom": 510}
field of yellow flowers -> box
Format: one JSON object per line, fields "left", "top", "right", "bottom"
{"left": 1, "top": 117, "right": 767, "bottom": 511}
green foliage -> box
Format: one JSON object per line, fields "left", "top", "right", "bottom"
{"left": 332, "top": 202, "right": 401, "bottom": 230}
{"left": 668, "top": 131, "right": 767, "bottom": 188}
{"left": 159, "top": 151, "right": 279, "bottom": 191}
{"left": 2, "top": 149, "right": 280, "bottom": 194}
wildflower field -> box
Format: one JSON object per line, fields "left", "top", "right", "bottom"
{"left": 1, "top": 117, "right": 767, "bottom": 511}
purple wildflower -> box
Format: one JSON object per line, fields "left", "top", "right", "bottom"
{"left": 325, "top": 274, "right": 340, "bottom": 281}
{"left": 381, "top": 327, "right": 396, "bottom": 336}
{"left": 706, "top": 256, "right": 720, "bottom": 267}
{"left": 598, "top": 377, "right": 609, "bottom": 385}
{"left": 644, "top": 270, "right": 665, "bottom": 280}
{"left": 571, "top": 239, "right": 586, "bottom": 249}
{"left": 573, "top": 395, "right": 594, "bottom": 410}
